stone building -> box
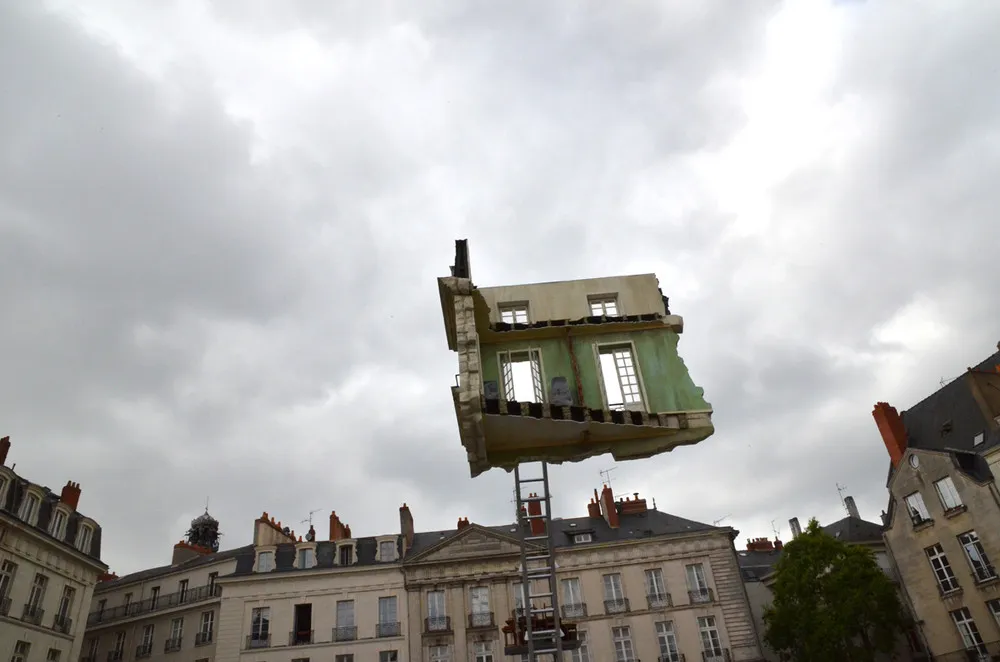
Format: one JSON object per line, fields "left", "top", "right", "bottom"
{"left": 0, "top": 436, "right": 107, "bottom": 662}
{"left": 81, "top": 510, "right": 249, "bottom": 662}
{"left": 873, "top": 347, "right": 1000, "bottom": 660}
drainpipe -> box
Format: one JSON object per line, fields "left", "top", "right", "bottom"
{"left": 566, "top": 329, "right": 585, "bottom": 407}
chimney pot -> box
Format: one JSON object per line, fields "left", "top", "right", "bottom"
{"left": 60, "top": 480, "right": 82, "bottom": 510}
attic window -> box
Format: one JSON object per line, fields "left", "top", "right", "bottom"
{"left": 573, "top": 533, "right": 593, "bottom": 544}
{"left": 589, "top": 295, "right": 619, "bottom": 317}
{"left": 499, "top": 350, "right": 544, "bottom": 403}
{"left": 974, "top": 432, "right": 985, "bottom": 446}
{"left": 338, "top": 544, "right": 354, "bottom": 566}
{"left": 499, "top": 303, "right": 529, "bottom": 324}
{"left": 256, "top": 551, "right": 275, "bottom": 573}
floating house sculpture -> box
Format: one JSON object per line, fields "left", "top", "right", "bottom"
{"left": 438, "top": 240, "right": 714, "bottom": 477}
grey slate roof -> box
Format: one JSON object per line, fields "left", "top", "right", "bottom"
{"left": 735, "top": 549, "right": 782, "bottom": 581}
{"left": 95, "top": 544, "right": 253, "bottom": 592}
{"left": 230, "top": 536, "right": 403, "bottom": 576}
{"left": 0, "top": 469, "right": 105, "bottom": 567}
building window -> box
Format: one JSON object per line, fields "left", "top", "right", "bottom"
{"left": 26, "top": 573, "right": 48, "bottom": 620}
{"left": 256, "top": 551, "right": 275, "bottom": 572}
{"left": 597, "top": 344, "right": 644, "bottom": 411}
{"left": 47, "top": 649, "right": 61, "bottom": 662}
{"left": 297, "top": 547, "right": 315, "bottom": 569}
{"left": 75, "top": 524, "right": 94, "bottom": 554}
{"left": 150, "top": 586, "right": 160, "bottom": 608}
{"left": 951, "top": 607, "right": 987, "bottom": 655}
{"left": 926, "top": 544, "right": 960, "bottom": 593}
{"left": 934, "top": 477, "right": 963, "bottom": 511}
{"left": 904, "top": 492, "right": 932, "bottom": 525}
{"left": 123, "top": 592, "right": 132, "bottom": 611}
{"left": 0, "top": 475, "right": 7, "bottom": 505}
{"left": 612, "top": 626, "right": 636, "bottom": 662}
{"left": 335, "top": 656, "right": 354, "bottom": 662}
{"left": 473, "top": 641, "right": 494, "bottom": 662}
{"left": 571, "top": 631, "right": 590, "bottom": 662}
{"left": 499, "top": 349, "right": 545, "bottom": 403}
{"left": 573, "top": 533, "right": 592, "bottom": 544}
{"left": 112, "top": 632, "right": 125, "bottom": 660}
{"left": 428, "top": 645, "right": 451, "bottom": 662}
{"left": 958, "top": 531, "right": 997, "bottom": 583}
{"left": 339, "top": 544, "right": 354, "bottom": 566}
{"left": 470, "top": 586, "right": 491, "bottom": 626}
{"left": 18, "top": 492, "right": 40, "bottom": 524}
{"left": 561, "top": 577, "right": 585, "bottom": 617}
{"left": 141, "top": 624, "right": 155, "bottom": 650}
{"left": 656, "top": 622, "right": 681, "bottom": 662}
{"left": 208, "top": 572, "right": 218, "bottom": 591}
{"left": 698, "top": 616, "right": 724, "bottom": 659}
{"left": 336, "top": 600, "right": 356, "bottom": 640}
{"left": 974, "top": 432, "right": 985, "bottom": 446}
{"left": 499, "top": 303, "right": 529, "bottom": 324}
{"left": 379, "top": 540, "right": 396, "bottom": 561}
{"left": 427, "top": 590, "right": 447, "bottom": 630}
{"left": 686, "top": 563, "right": 711, "bottom": 602}
{"left": 178, "top": 579, "right": 189, "bottom": 602}
{"left": 589, "top": 295, "right": 619, "bottom": 317}
{"left": 96, "top": 598, "right": 106, "bottom": 618}
{"left": 988, "top": 599, "right": 1000, "bottom": 628}
{"left": 378, "top": 596, "right": 399, "bottom": 637}
{"left": 379, "top": 652, "right": 399, "bottom": 662}
{"left": 250, "top": 607, "right": 271, "bottom": 647}
{"left": 167, "top": 617, "right": 183, "bottom": 651}
{"left": 49, "top": 508, "right": 68, "bottom": 539}
{"left": 11, "top": 642, "right": 30, "bottom": 662}
{"left": 603, "top": 573, "right": 627, "bottom": 613}
{"left": 513, "top": 582, "right": 526, "bottom": 614}
{"left": 86, "top": 639, "right": 99, "bottom": 661}
{"left": 0, "top": 560, "right": 17, "bottom": 602}
{"left": 199, "top": 610, "right": 215, "bottom": 644}
{"left": 56, "top": 586, "right": 75, "bottom": 630}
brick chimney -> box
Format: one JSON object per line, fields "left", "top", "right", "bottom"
{"left": 774, "top": 539, "right": 783, "bottom": 550}
{"left": 587, "top": 490, "right": 601, "bottom": 518}
{"left": 329, "top": 511, "right": 351, "bottom": 541}
{"left": 844, "top": 496, "right": 860, "bottom": 519}
{"left": 873, "top": 402, "right": 907, "bottom": 467}
{"left": 60, "top": 481, "right": 82, "bottom": 510}
{"left": 0, "top": 436, "right": 9, "bottom": 466}
{"left": 172, "top": 540, "right": 211, "bottom": 565}
{"left": 399, "top": 503, "right": 414, "bottom": 554}
{"left": 599, "top": 485, "right": 619, "bottom": 529}
{"left": 618, "top": 492, "right": 648, "bottom": 516}
{"left": 746, "top": 537, "right": 775, "bottom": 552}
{"left": 527, "top": 493, "right": 545, "bottom": 536}
{"left": 457, "top": 517, "right": 470, "bottom": 530}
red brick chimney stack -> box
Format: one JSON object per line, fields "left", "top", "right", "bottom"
{"left": 599, "top": 485, "right": 619, "bottom": 529}
{"left": 329, "top": 511, "right": 351, "bottom": 541}
{"left": 873, "top": 402, "right": 908, "bottom": 467}
{"left": 60, "top": 481, "right": 82, "bottom": 510}
{"left": 617, "top": 492, "right": 648, "bottom": 515}
{"left": 399, "top": 503, "right": 414, "bottom": 554}
{"left": 527, "top": 493, "right": 545, "bottom": 535}
{"left": 746, "top": 537, "right": 778, "bottom": 552}
{"left": 0, "top": 436, "right": 9, "bottom": 466}
{"left": 457, "top": 517, "right": 470, "bottom": 530}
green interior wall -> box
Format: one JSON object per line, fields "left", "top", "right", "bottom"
{"left": 480, "top": 328, "right": 710, "bottom": 413}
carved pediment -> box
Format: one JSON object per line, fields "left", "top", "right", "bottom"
{"left": 408, "top": 525, "right": 533, "bottom": 564}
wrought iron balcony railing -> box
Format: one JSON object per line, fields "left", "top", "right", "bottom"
{"left": 377, "top": 621, "right": 401, "bottom": 637}
{"left": 106, "top": 652, "right": 123, "bottom": 662}
{"left": 425, "top": 616, "right": 452, "bottom": 633}
{"left": 604, "top": 598, "right": 630, "bottom": 614}
{"left": 931, "top": 640, "right": 1000, "bottom": 661}
{"left": 52, "top": 612, "right": 73, "bottom": 634}
{"left": 561, "top": 603, "right": 587, "bottom": 618}
{"left": 659, "top": 654, "right": 685, "bottom": 662}
{"left": 164, "top": 637, "right": 182, "bottom": 653}
{"left": 289, "top": 630, "right": 313, "bottom": 646}
{"left": 88, "top": 584, "right": 222, "bottom": 627}
{"left": 689, "top": 588, "right": 714, "bottom": 604}
{"left": 334, "top": 625, "right": 358, "bottom": 641}
{"left": 245, "top": 634, "right": 271, "bottom": 650}
{"left": 135, "top": 644, "right": 152, "bottom": 659}
{"left": 0, "top": 596, "right": 11, "bottom": 617}
{"left": 469, "top": 611, "right": 494, "bottom": 628}
{"left": 22, "top": 603, "right": 44, "bottom": 625}
{"left": 702, "top": 649, "right": 730, "bottom": 662}
{"left": 195, "top": 630, "right": 213, "bottom": 646}
{"left": 647, "top": 592, "right": 672, "bottom": 609}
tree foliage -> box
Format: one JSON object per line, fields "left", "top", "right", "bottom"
{"left": 763, "top": 518, "right": 908, "bottom": 662}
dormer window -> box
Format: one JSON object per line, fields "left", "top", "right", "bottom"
{"left": 974, "top": 432, "right": 985, "bottom": 446}
{"left": 338, "top": 543, "right": 355, "bottom": 566}
{"left": 75, "top": 523, "right": 94, "bottom": 554}
{"left": 499, "top": 303, "right": 529, "bottom": 324}
{"left": 589, "top": 295, "right": 619, "bottom": 317}
{"left": 0, "top": 474, "right": 8, "bottom": 506}
{"left": 49, "top": 508, "right": 68, "bottom": 539}
{"left": 19, "top": 491, "right": 40, "bottom": 525}
{"left": 296, "top": 545, "right": 316, "bottom": 569}
{"left": 379, "top": 540, "right": 397, "bottom": 562}
{"left": 573, "top": 533, "right": 593, "bottom": 544}
{"left": 256, "top": 551, "right": 275, "bottom": 573}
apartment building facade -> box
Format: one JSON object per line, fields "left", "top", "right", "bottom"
{"left": 874, "top": 347, "right": 1000, "bottom": 660}
{"left": 82, "top": 511, "right": 249, "bottom": 662}
{"left": 0, "top": 436, "right": 108, "bottom": 662}
{"left": 402, "top": 486, "right": 764, "bottom": 662}
{"left": 438, "top": 239, "right": 714, "bottom": 477}
{"left": 214, "top": 510, "right": 407, "bottom": 662}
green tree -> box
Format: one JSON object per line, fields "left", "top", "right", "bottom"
{"left": 763, "top": 518, "right": 908, "bottom": 662}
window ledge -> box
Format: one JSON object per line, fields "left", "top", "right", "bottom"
{"left": 944, "top": 505, "right": 968, "bottom": 519}
{"left": 939, "top": 586, "right": 964, "bottom": 600}
{"left": 974, "top": 575, "right": 1000, "bottom": 590}
{"left": 912, "top": 519, "right": 934, "bottom": 532}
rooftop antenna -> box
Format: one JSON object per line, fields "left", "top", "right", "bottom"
{"left": 771, "top": 520, "right": 781, "bottom": 540}
{"left": 204, "top": 496, "right": 210, "bottom": 513}
{"left": 712, "top": 514, "right": 731, "bottom": 526}
{"left": 599, "top": 467, "right": 617, "bottom": 492}
{"left": 836, "top": 483, "right": 848, "bottom": 514}
{"left": 301, "top": 509, "right": 322, "bottom": 527}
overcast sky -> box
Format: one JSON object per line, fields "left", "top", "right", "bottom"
{"left": 2, "top": 0, "right": 999, "bottom": 575}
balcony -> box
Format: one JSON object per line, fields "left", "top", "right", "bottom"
{"left": 164, "top": 637, "right": 182, "bottom": 653}
{"left": 702, "top": 650, "right": 730, "bottom": 662}
{"left": 289, "top": 630, "right": 313, "bottom": 646}
{"left": 561, "top": 603, "right": 587, "bottom": 619}
{"left": 53, "top": 613, "right": 72, "bottom": 635}
{"left": 689, "top": 588, "right": 714, "bottom": 604}
{"left": 107, "top": 652, "right": 123, "bottom": 662}
{"left": 659, "top": 655, "right": 686, "bottom": 662}
{"left": 245, "top": 635, "right": 270, "bottom": 650}
{"left": 195, "top": 631, "right": 213, "bottom": 646}
{"left": 334, "top": 625, "right": 358, "bottom": 642}
{"left": 22, "top": 603, "right": 44, "bottom": 625}
{"left": 469, "top": 612, "right": 494, "bottom": 629}
{"left": 647, "top": 592, "right": 673, "bottom": 609}
{"left": 604, "top": 598, "right": 630, "bottom": 614}
{"left": 377, "top": 621, "right": 401, "bottom": 637}
{"left": 88, "top": 584, "right": 222, "bottom": 627}
{"left": 425, "top": 616, "right": 452, "bottom": 633}
{"left": 0, "top": 596, "right": 10, "bottom": 617}
{"left": 135, "top": 644, "right": 152, "bottom": 660}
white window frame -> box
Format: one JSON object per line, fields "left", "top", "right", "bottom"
{"left": 513, "top": 582, "right": 526, "bottom": 613}
{"left": 200, "top": 610, "right": 214, "bottom": 636}
{"left": 594, "top": 340, "right": 649, "bottom": 412}
{"left": 573, "top": 532, "right": 592, "bottom": 544}
{"left": 296, "top": 544, "right": 317, "bottom": 569}
{"left": 0, "top": 560, "right": 18, "bottom": 600}
{"left": 589, "top": 294, "right": 621, "bottom": 317}
{"left": 12, "top": 642, "right": 30, "bottom": 662}
{"left": 988, "top": 599, "right": 1000, "bottom": 628}
{"left": 645, "top": 568, "right": 667, "bottom": 598}
{"left": 498, "top": 302, "right": 530, "bottom": 324}
{"left": 426, "top": 590, "right": 447, "bottom": 628}
{"left": 28, "top": 573, "right": 48, "bottom": 609}
{"left": 428, "top": 644, "right": 451, "bottom": 662}
{"left": 974, "top": 432, "right": 985, "bottom": 446}
{"left": 686, "top": 563, "right": 710, "bottom": 600}
{"left": 141, "top": 624, "right": 155, "bottom": 647}
{"left": 255, "top": 549, "right": 275, "bottom": 572}
{"left": 469, "top": 585, "right": 490, "bottom": 616}
{"left": 698, "top": 616, "right": 724, "bottom": 658}
{"left": 951, "top": 607, "right": 987, "bottom": 654}
{"left": 377, "top": 537, "right": 397, "bottom": 562}
{"left": 927, "top": 544, "right": 960, "bottom": 593}
{"left": 603, "top": 573, "right": 625, "bottom": 601}
{"left": 473, "top": 640, "right": 494, "bottom": 662}
{"left": 250, "top": 606, "right": 270, "bottom": 642}
{"left": 958, "top": 531, "right": 997, "bottom": 582}
{"left": 49, "top": 506, "right": 70, "bottom": 539}
{"left": 75, "top": 523, "right": 94, "bottom": 554}
{"left": 378, "top": 595, "right": 398, "bottom": 627}
{"left": 337, "top": 541, "right": 356, "bottom": 566}
{"left": 57, "top": 585, "right": 75, "bottom": 621}
{"left": 612, "top": 625, "right": 636, "bottom": 662}
{"left": 497, "top": 348, "right": 546, "bottom": 403}
{"left": 904, "top": 492, "right": 931, "bottom": 524}
{"left": 561, "top": 577, "right": 584, "bottom": 611}
{"left": 656, "top": 621, "right": 681, "bottom": 662}
{"left": 337, "top": 599, "right": 356, "bottom": 628}
{"left": 169, "top": 616, "right": 184, "bottom": 640}
{"left": 570, "top": 630, "right": 590, "bottom": 662}
{"left": 935, "top": 477, "right": 963, "bottom": 511}
{"left": 19, "top": 490, "right": 41, "bottom": 525}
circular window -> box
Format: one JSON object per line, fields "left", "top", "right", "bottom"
{"left": 908, "top": 454, "right": 919, "bottom": 468}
